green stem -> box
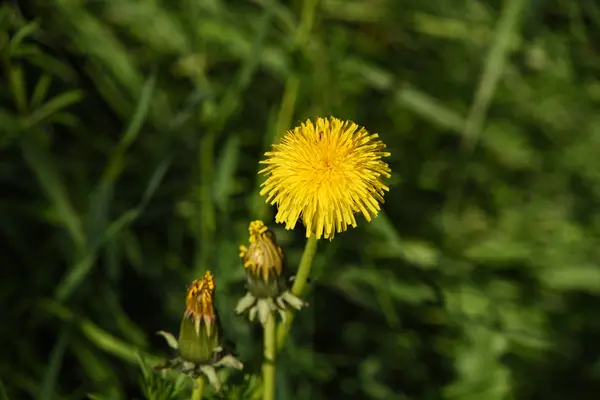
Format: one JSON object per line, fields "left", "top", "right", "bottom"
{"left": 262, "top": 312, "right": 277, "bottom": 400}
{"left": 276, "top": 234, "right": 318, "bottom": 350}
{"left": 273, "top": 76, "right": 299, "bottom": 142}
{"left": 190, "top": 376, "right": 205, "bottom": 400}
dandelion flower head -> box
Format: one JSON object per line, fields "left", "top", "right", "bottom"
{"left": 259, "top": 116, "right": 391, "bottom": 239}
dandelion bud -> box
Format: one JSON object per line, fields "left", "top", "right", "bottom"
{"left": 240, "top": 220, "right": 287, "bottom": 296}
{"left": 236, "top": 221, "right": 307, "bottom": 325}
{"left": 155, "top": 271, "right": 243, "bottom": 392}
{"left": 178, "top": 273, "right": 220, "bottom": 364}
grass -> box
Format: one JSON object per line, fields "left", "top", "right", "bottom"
{"left": 3, "top": 0, "right": 600, "bottom": 399}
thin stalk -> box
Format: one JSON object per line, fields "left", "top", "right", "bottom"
{"left": 276, "top": 234, "right": 318, "bottom": 350}
{"left": 190, "top": 376, "right": 205, "bottom": 400}
{"left": 262, "top": 312, "right": 277, "bottom": 400}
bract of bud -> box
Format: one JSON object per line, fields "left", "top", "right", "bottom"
{"left": 177, "top": 313, "right": 221, "bottom": 364}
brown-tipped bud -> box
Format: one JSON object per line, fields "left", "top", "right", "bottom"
{"left": 242, "top": 221, "right": 284, "bottom": 279}
{"left": 236, "top": 221, "right": 307, "bottom": 325}
{"left": 155, "top": 271, "right": 243, "bottom": 392}
{"left": 178, "top": 271, "right": 220, "bottom": 364}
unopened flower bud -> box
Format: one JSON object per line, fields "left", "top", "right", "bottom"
{"left": 236, "top": 221, "right": 307, "bottom": 325}
{"left": 178, "top": 273, "right": 220, "bottom": 364}
{"left": 155, "top": 271, "right": 243, "bottom": 392}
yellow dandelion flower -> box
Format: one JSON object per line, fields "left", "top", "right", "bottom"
{"left": 259, "top": 116, "right": 391, "bottom": 239}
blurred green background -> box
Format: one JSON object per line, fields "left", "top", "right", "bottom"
{"left": 2, "top": 0, "right": 600, "bottom": 399}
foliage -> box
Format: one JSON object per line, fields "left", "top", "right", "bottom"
{"left": 2, "top": 0, "right": 600, "bottom": 399}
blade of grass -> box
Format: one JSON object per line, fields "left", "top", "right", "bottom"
{"left": 211, "top": 4, "right": 274, "bottom": 135}
{"left": 0, "top": 380, "right": 9, "bottom": 400}
{"left": 395, "top": 85, "right": 466, "bottom": 133}
{"left": 42, "top": 300, "right": 161, "bottom": 366}
{"left": 6, "top": 63, "right": 27, "bottom": 113}
{"left": 22, "top": 90, "right": 84, "bottom": 129}
{"left": 8, "top": 20, "right": 39, "bottom": 53}
{"left": 88, "top": 72, "right": 156, "bottom": 246}
{"left": 366, "top": 212, "right": 439, "bottom": 268}
{"left": 21, "top": 136, "right": 85, "bottom": 251}
{"left": 70, "top": 340, "right": 122, "bottom": 399}
{"left": 38, "top": 327, "right": 71, "bottom": 400}
{"left": 30, "top": 74, "right": 52, "bottom": 109}
{"left": 55, "top": 153, "right": 172, "bottom": 301}
{"left": 103, "top": 288, "right": 148, "bottom": 346}
{"left": 138, "top": 154, "right": 172, "bottom": 210}
{"left": 214, "top": 134, "right": 241, "bottom": 212}
{"left": 55, "top": 209, "right": 137, "bottom": 301}
{"left": 0, "top": 109, "right": 20, "bottom": 144}
{"left": 54, "top": 76, "right": 189, "bottom": 300}
{"left": 21, "top": 48, "right": 77, "bottom": 82}
{"left": 112, "top": 71, "right": 157, "bottom": 154}
{"left": 445, "top": 0, "right": 527, "bottom": 214}
{"left": 55, "top": 71, "right": 161, "bottom": 300}
{"left": 44, "top": 4, "right": 144, "bottom": 104}
{"left": 10, "top": 374, "right": 68, "bottom": 400}
{"left": 461, "top": 0, "right": 527, "bottom": 152}
{"left": 80, "top": 318, "right": 153, "bottom": 365}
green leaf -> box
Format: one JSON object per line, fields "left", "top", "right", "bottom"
{"left": 0, "top": 380, "right": 9, "bottom": 400}
{"left": 366, "top": 212, "right": 440, "bottom": 268}
{"left": 540, "top": 266, "right": 600, "bottom": 293}
{"left": 444, "top": 326, "right": 511, "bottom": 400}
{"left": 21, "top": 137, "right": 85, "bottom": 250}
{"left": 55, "top": 151, "right": 171, "bottom": 301}
{"left": 395, "top": 85, "right": 465, "bottom": 132}
{"left": 23, "top": 90, "right": 84, "bottom": 129}
{"left": 461, "top": 0, "right": 527, "bottom": 150}
{"left": 54, "top": 209, "right": 138, "bottom": 301}
{"left": 87, "top": 72, "right": 156, "bottom": 249}
{"left": 213, "top": 134, "right": 240, "bottom": 211}
{"left": 9, "top": 20, "right": 39, "bottom": 53}
{"left": 30, "top": 73, "right": 52, "bottom": 109}
{"left": 8, "top": 64, "right": 27, "bottom": 112}
{"left": 38, "top": 328, "right": 71, "bottom": 400}
{"left": 70, "top": 341, "right": 122, "bottom": 399}
{"left": 0, "top": 108, "right": 20, "bottom": 146}
{"left": 42, "top": 300, "right": 161, "bottom": 366}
